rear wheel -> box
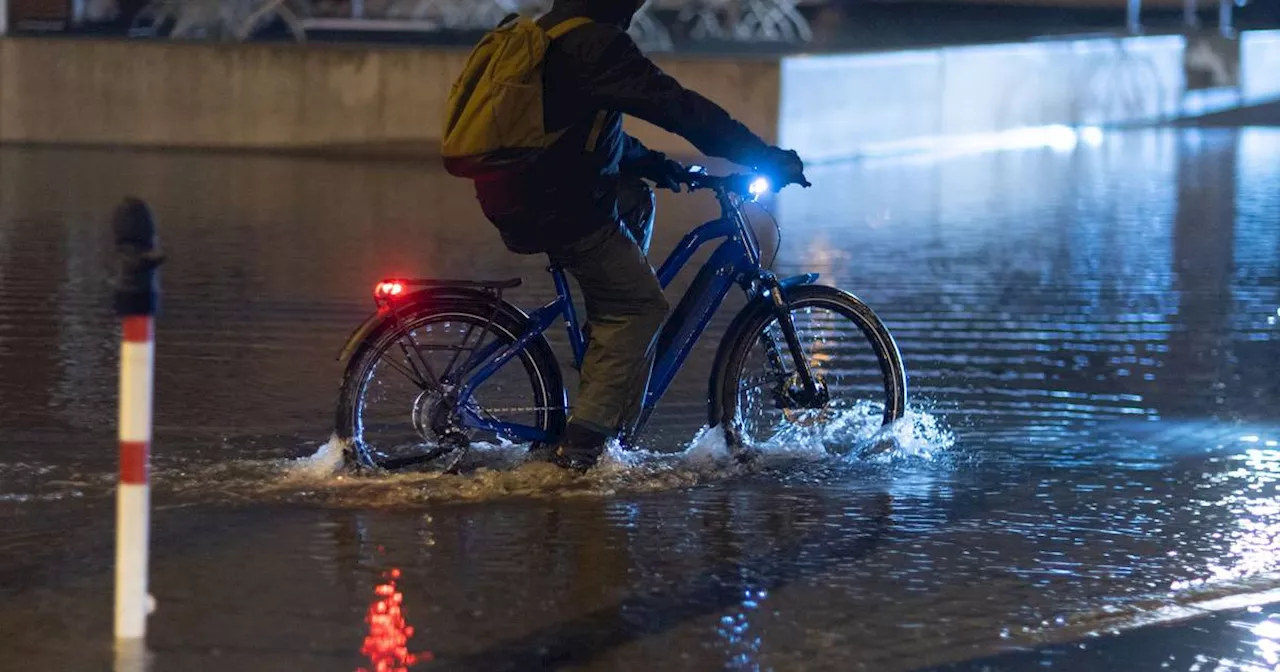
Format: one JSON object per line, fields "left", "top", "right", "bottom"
{"left": 716, "top": 285, "right": 907, "bottom": 453}
{"left": 335, "top": 299, "right": 566, "bottom": 470}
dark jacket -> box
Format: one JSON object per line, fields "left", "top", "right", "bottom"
{"left": 472, "top": 0, "right": 774, "bottom": 255}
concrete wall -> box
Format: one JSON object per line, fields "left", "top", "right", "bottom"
{"left": 1, "top": 31, "right": 1278, "bottom": 162}
{"left": 1242, "top": 30, "right": 1280, "bottom": 104}
{"left": 779, "top": 32, "right": 1279, "bottom": 161}
{"left": 0, "top": 37, "right": 779, "bottom": 155}
{"left": 0, "top": 40, "right": 459, "bottom": 147}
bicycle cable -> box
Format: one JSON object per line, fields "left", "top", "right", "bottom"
{"left": 747, "top": 201, "right": 784, "bottom": 271}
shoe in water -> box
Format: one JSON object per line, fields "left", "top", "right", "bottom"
{"left": 547, "top": 423, "right": 608, "bottom": 473}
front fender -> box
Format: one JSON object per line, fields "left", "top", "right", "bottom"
{"left": 779, "top": 273, "right": 820, "bottom": 291}
{"left": 705, "top": 273, "right": 820, "bottom": 427}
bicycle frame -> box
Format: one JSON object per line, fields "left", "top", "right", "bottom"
{"left": 453, "top": 185, "right": 814, "bottom": 445}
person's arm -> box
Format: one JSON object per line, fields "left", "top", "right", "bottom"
{"left": 620, "top": 133, "right": 685, "bottom": 190}
{"left": 572, "top": 26, "right": 776, "bottom": 170}
{"left": 620, "top": 133, "right": 659, "bottom": 170}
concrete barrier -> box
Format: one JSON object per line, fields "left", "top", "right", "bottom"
{"left": 1243, "top": 29, "right": 1280, "bottom": 104}
{"left": 780, "top": 31, "right": 1280, "bottom": 161}
{"left": 0, "top": 37, "right": 778, "bottom": 156}
{"left": 0, "top": 30, "right": 1277, "bottom": 161}
{"left": 0, "top": 39, "right": 483, "bottom": 148}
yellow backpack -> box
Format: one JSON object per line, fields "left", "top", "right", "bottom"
{"left": 442, "top": 15, "right": 593, "bottom": 178}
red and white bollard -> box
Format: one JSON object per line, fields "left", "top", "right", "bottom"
{"left": 115, "top": 315, "right": 154, "bottom": 639}
{"left": 112, "top": 199, "right": 162, "bottom": 642}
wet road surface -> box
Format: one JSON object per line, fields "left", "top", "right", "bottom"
{"left": 1, "top": 125, "right": 1278, "bottom": 671}
{"left": 928, "top": 597, "right": 1280, "bottom": 671}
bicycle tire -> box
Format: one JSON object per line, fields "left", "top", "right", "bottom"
{"left": 712, "top": 284, "right": 907, "bottom": 452}
{"left": 335, "top": 296, "right": 567, "bottom": 469}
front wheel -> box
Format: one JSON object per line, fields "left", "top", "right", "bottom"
{"left": 715, "top": 285, "right": 907, "bottom": 453}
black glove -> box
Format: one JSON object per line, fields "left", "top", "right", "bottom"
{"left": 628, "top": 152, "right": 687, "bottom": 192}
{"left": 648, "top": 158, "right": 688, "bottom": 192}
{"left": 753, "top": 147, "right": 810, "bottom": 188}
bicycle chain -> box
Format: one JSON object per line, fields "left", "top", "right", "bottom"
{"left": 472, "top": 405, "right": 570, "bottom": 414}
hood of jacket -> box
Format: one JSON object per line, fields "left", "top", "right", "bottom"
{"left": 549, "top": 0, "right": 644, "bottom": 29}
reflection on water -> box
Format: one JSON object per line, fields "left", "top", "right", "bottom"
{"left": 359, "top": 568, "right": 429, "bottom": 672}
{"left": 1174, "top": 436, "right": 1280, "bottom": 592}
{"left": 1250, "top": 614, "right": 1280, "bottom": 668}
{"left": 934, "top": 605, "right": 1280, "bottom": 671}
{"left": 0, "top": 127, "right": 1278, "bottom": 671}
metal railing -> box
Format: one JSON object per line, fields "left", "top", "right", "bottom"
{"left": 125, "top": 0, "right": 814, "bottom": 50}
{"left": 129, "top": 0, "right": 310, "bottom": 40}
{"left": 677, "top": 0, "right": 811, "bottom": 43}
{"left": 1128, "top": 0, "right": 1241, "bottom": 36}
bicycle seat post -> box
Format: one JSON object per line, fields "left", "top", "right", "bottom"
{"left": 546, "top": 264, "right": 589, "bottom": 369}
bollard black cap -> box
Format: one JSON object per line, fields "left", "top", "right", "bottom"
{"left": 112, "top": 197, "right": 164, "bottom": 318}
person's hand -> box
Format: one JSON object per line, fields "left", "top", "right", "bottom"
{"left": 626, "top": 152, "right": 687, "bottom": 192}
{"left": 646, "top": 157, "right": 688, "bottom": 192}
{"left": 754, "top": 147, "right": 810, "bottom": 188}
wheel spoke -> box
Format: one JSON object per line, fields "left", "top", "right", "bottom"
{"left": 725, "top": 291, "right": 905, "bottom": 452}
{"left": 441, "top": 319, "right": 480, "bottom": 383}
{"left": 738, "top": 375, "right": 784, "bottom": 394}
{"left": 396, "top": 330, "right": 444, "bottom": 393}
{"left": 344, "top": 308, "right": 565, "bottom": 470}
{"left": 379, "top": 351, "right": 429, "bottom": 391}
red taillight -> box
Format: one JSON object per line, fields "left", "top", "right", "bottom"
{"left": 375, "top": 281, "right": 405, "bottom": 300}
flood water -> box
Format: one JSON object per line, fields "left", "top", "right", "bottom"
{"left": 1, "top": 126, "right": 1278, "bottom": 671}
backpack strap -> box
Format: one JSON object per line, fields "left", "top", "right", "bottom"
{"left": 546, "top": 16, "right": 592, "bottom": 39}
{"left": 585, "top": 111, "right": 608, "bottom": 152}
{"left": 544, "top": 16, "right": 602, "bottom": 152}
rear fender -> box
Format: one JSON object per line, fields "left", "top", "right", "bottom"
{"left": 336, "top": 286, "right": 527, "bottom": 364}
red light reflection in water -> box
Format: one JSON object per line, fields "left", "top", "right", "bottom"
{"left": 358, "top": 568, "right": 432, "bottom": 672}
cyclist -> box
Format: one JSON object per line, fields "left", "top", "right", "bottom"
{"left": 467, "top": 0, "right": 809, "bottom": 471}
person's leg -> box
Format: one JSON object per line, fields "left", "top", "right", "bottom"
{"left": 576, "top": 177, "right": 657, "bottom": 349}
{"left": 546, "top": 222, "right": 669, "bottom": 470}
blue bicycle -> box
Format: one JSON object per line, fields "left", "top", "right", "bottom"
{"left": 333, "top": 169, "right": 907, "bottom": 471}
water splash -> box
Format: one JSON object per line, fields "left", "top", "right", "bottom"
{"left": 740, "top": 400, "right": 955, "bottom": 463}
{"left": 683, "top": 425, "right": 733, "bottom": 466}
{"left": 282, "top": 434, "right": 348, "bottom": 481}
{"left": 0, "top": 460, "right": 105, "bottom": 503}
{"left": 860, "top": 406, "right": 957, "bottom": 462}
{"left": 226, "top": 405, "right": 954, "bottom": 506}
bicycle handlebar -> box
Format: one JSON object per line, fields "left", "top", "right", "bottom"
{"left": 675, "top": 167, "right": 811, "bottom": 198}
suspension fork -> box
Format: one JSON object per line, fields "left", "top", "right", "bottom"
{"left": 763, "top": 279, "right": 822, "bottom": 400}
